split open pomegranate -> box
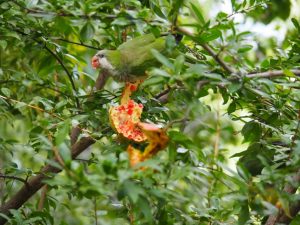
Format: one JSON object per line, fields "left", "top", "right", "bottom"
{"left": 109, "top": 82, "right": 169, "bottom": 167}
{"left": 109, "top": 99, "right": 147, "bottom": 142}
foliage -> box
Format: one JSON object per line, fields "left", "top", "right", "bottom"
{"left": 0, "top": 0, "right": 300, "bottom": 224}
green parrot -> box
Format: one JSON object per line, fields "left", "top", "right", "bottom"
{"left": 91, "top": 33, "right": 180, "bottom": 83}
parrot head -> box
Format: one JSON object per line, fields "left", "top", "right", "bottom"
{"left": 91, "top": 50, "right": 114, "bottom": 71}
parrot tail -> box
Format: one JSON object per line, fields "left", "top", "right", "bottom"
{"left": 173, "top": 34, "right": 183, "bottom": 44}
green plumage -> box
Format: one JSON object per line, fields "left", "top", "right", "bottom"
{"left": 104, "top": 34, "right": 169, "bottom": 82}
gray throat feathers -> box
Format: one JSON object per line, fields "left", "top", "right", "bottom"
{"left": 101, "top": 57, "right": 137, "bottom": 82}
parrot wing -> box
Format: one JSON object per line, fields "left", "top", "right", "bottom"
{"left": 117, "top": 33, "right": 157, "bottom": 51}
{"left": 120, "top": 37, "right": 166, "bottom": 76}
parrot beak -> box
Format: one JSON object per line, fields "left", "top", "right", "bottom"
{"left": 91, "top": 55, "right": 100, "bottom": 69}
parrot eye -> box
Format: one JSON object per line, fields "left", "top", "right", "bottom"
{"left": 97, "top": 53, "right": 105, "bottom": 58}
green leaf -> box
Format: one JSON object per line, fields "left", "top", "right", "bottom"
{"left": 202, "top": 73, "right": 223, "bottom": 80}
{"left": 142, "top": 75, "right": 166, "bottom": 86}
{"left": 1, "top": 88, "right": 11, "bottom": 97}
{"left": 238, "top": 45, "right": 253, "bottom": 53}
{"left": 165, "top": 34, "right": 176, "bottom": 53}
{"left": 0, "top": 213, "right": 11, "bottom": 222}
{"left": 149, "top": 68, "right": 171, "bottom": 77}
{"left": 238, "top": 200, "right": 250, "bottom": 225}
{"left": 118, "top": 180, "right": 145, "bottom": 203}
{"left": 58, "top": 142, "right": 71, "bottom": 165}
{"left": 80, "top": 22, "right": 95, "bottom": 41}
{"left": 227, "top": 101, "right": 236, "bottom": 114}
{"left": 0, "top": 40, "right": 7, "bottom": 49}
{"left": 235, "top": 143, "right": 274, "bottom": 176}
{"left": 236, "top": 162, "right": 252, "bottom": 181}
{"left": 279, "top": 196, "right": 291, "bottom": 218}
{"left": 198, "top": 29, "right": 222, "bottom": 43}
{"left": 283, "top": 69, "right": 296, "bottom": 77}
{"left": 216, "top": 12, "right": 228, "bottom": 21}
{"left": 291, "top": 215, "right": 300, "bottom": 225}
{"left": 228, "top": 82, "right": 242, "bottom": 93}
{"left": 190, "top": 3, "right": 205, "bottom": 25}
{"left": 260, "top": 59, "right": 270, "bottom": 68}
{"left": 151, "top": 49, "right": 174, "bottom": 70}
{"left": 292, "top": 18, "right": 300, "bottom": 33}
{"left": 150, "top": 3, "right": 166, "bottom": 18}
{"left": 112, "top": 17, "right": 131, "bottom": 26}
{"left": 14, "top": 102, "right": 27, "bottom": 109}
{"left": 138, "top": 197, "right": 153, "bottom": 221}
{"left": 241, "top": 121, "right": 261, "bottom": 142}
{"left": 54, "top": 120, "right": 71, "bottom": 145}
{"left": 3, "top": 32, "right": 21, "bottom": 40}
{"left": 174, "top": 55, "right": 185, "bottom": 75}
{"left": 168, "top": 130, "right": 194, "bottom": 149}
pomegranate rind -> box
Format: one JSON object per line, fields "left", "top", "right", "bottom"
{"left": 127, "top": 145, "right": 144, "bottom": 167}
{"left": 121, "top": 81, "right": 142, "bottom": 105}
{"left": 109, "top": 81, "right": 169, "bottom": 168}
{"left": 138, "top": 122, "right": 169, "bottom": 158}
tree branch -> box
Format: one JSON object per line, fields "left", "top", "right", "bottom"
{"left": 0, "top": 70, "right": 108, "bottom": 224}
{"left": 156, "top": 69, "right": 300, "bottom": 103}
{"left": 154, "top": 85, "right": 182, "bottom": 104}
{"left": 0, "top": 137, "right": 95, "bottom": 225}
{"left": 214, "top": 69, "right": 300, "bottom": 87}
{"left": 201, "top": 44, "right": 235, "bottom": 74}
{"left": 264, "top": 170, "right": 300, "bottom": 225}
{"left": 177, "top": 27, "right": 236, "bottom": 74}
{"left": 246, "top": 69, "right": 300, "bottom": 78}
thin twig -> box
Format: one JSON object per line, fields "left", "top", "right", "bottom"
{"left": 43, "top": 44, "right": 80, "bottom": 109}
{"left": 56, "top": 38, "right": 100, "bottom": 50}
{"left": 34, "top": 84, "right": 72, "bottom": 98}
{"left": 38, "top": 185, "right": 48, "bottom": 210}
{"left": 202, "top": 44, "right": 235, "bottom": 73}
{"left": 52, "top": 146, "right": 65, "bottom": 168}
{"left": 164, "top": 117, "right": 189, "bottom": 130}
{"left": 0, "top": 174, "right": 29, "bottom": 186}
{"left": 221, "top": 2, "right": 266, "bottom": 22}
{"left": 184, "top": 45, "right": 206, "bottom": 60}
{"left": 0, "top": 95, "right": 64, "bottom": 120}
{"left": 214, "top": 103, "right": 221, "bottom": 158}
{"left": 94, "top": 198, "right": 98, "bottom": 225}
{"left": 154, "top": 85, "right": 173, "bottom": 99}
{"left": 128, "top": 203, "right": 134, "bottom": 224}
